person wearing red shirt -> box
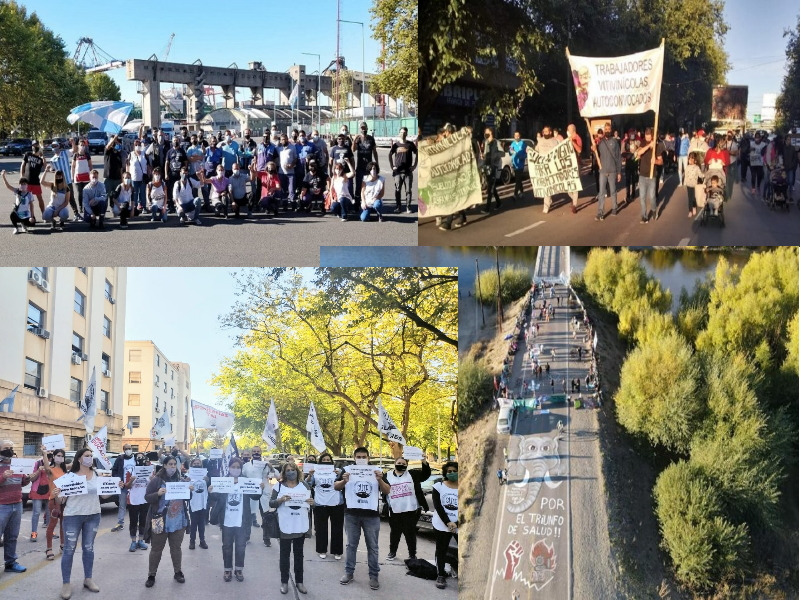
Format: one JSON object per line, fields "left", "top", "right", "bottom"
{"left": 0, "top": 439, "right": 32, "bottom": 574}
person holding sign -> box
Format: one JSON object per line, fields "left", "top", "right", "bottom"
{"left": 334, "top": 447, "right": 391, "bottom": 590}
{"left": 595, "top": 122, "right": 622, "bottom": 221}
{"left": 54, "top": 448, "right": 119, "bottom": 599}
{"left": 633, "top": 128, "right": 666, "bottom": 224}
{"left": 187, "top": 457, "right": 210, "bottom": 550}
{"left": 270, "top": 463, "right": 314, "bottom": 594}
{"left": 207, "top": 457, "right": 264, "bottom": 583}
{"left": 241, "top": 445, "right": 279, "bottom": 547}
{"left": 0, "top": 439, "right": 31, "bottom": 575}
{"left": 44, "top": 447, "right": 68, "bottom": 561}
{"left": 306, "top": 452, "right": 344, "bottom": 559}
{"left": 124, "top": 453, "right": 151, "bottom": 553}
{"left": 28, "top": 445, "right": 54, "bottom": 542}
{"left": 143, "top": 455, "right": 192, "bottom": 588}
{"left": 432, "top": 461, "right": 459, "bottom": 590}
{"left": 383, "top": 455, "right": 431, "bottom": 562}
{"left": 110, "top": 444, "right": 136, "bottom": 533}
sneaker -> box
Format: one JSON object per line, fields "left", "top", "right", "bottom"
{"left": 340, "top": 217, "right": 347, "bottom": 222}
{"left": 234, "top": 570, "right": 244, "bottom": 582}
{"left": 369, "top": 578, "right": 380, "bottom": 590}
{"left": 72, "top": 214, "right": 81, "bottom": 222}
{"left": 393, "top": 207, "right": 402, "bottom": 214}
{"left": 319, "top": 553, "right": 327, "bottom": 559}
{"left": 50, "top": 222, "right": 57, "bottom": 231}
{"left": 405, "top": 207, "right": 412, "bottom": 214}
{"left": 199, "top": 540, "right": 208, "bottom": 549}
{"left": 137, "top": 540, "right": 148, "bottom": 550}
{"left": 334, "top": 554, "right": 342, "bottom": 560}
{"left": 19, "top": 224, "right": 28, "bottom": 233}
{"left": 129, "top": 541, "right": 137, "bottom": 552}
{"left": 296, "top": 583, "right": 307, "bottom": 594}
{"left": 571, "top": 205, "right": 577, "bottom": 214}
{"left": 340, "top": 573, "right": 353, "bottom": 585}
{"left": 188, "top": 541, "right": 195, "bottom": 550}
{"left": 195, "top": 218, "right": 202, "bottom": 225}
{"left": 438, "top": 224, "right": 451, "bottom": 231}
{"left": 174, "top": 571, "right": 185, "bottom": 583}
{"left": 280, "top": 583, "right": 289, "bottom": 594}
{"left": 5, "top": 562, "right": 26, "bottom": 573}
{"left": 150, "top": 217, "right": 156, "bottom": 222}
{"left": 542, "top": 207, "right": 549, "bottom": 214}
{"left": 30, "top": 532, "right": 37, "bottom": 541}
{"left": 453, "top": 217, "right": 466, "bottom": 228}
{"left": 480, "top": 207, "right": 490, "bottom": 214}
{"left": 640, "top": 217, "right": 648, "bottom": 224}
{"left": 12, "top": 227, "right": 21, "bottom": 235}
{"left": 386, "top": 552, "right": 396, "bottom": 561}
{"left": 145, "top": 575, "right": 155, "bottom": 588}
{"left": 263, "top": 539, "right": 271, "bottom": 547}
{"left": 436, "top": 576, "right": 447, "bottom": 589}
{"left": 595, "top": 215, "right": 604, "bottom": 221}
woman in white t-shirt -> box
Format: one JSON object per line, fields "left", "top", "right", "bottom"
{"left": 359, "top": 161, "right": 385, "bottom": 222}
{"left": 53, "top": 448, "right": 122, "bottom": 599}
{"left": 306, "top": 452, "right": 343, "bottom": 560}
{"left": 147, "top": 167, "right": 168, "bottom": 223}
{"left": 431, "top": 461, "right": 459, "bottom": 591}
{"left": 328, "top": 162, "right": 355, "bottom": 221}
{"left": 270, "top": 462, "right": 314, "bottom": 595}
{"left": 40, "top": 166, "right": 71, "bottom": 230}
{"left": 187, "top": 456, "right": 209, "bottom": 549}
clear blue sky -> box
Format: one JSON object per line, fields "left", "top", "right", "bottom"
{"left": 723, "top": 0, "right": 797, "bottom": 119}
{"left": 22, "top": 0, "right": 382, "bottom": 104}
{"left": 125, "top": 268, "right": 313, "bottom": 413}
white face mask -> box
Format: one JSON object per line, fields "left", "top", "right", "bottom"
{"left": 355, "top": 457, "right": 368, "bottom": 466}
{"left": 228, "top": 468, "right": 241, "bottom": 477}
{"left": 370, "top": 169, "right": 377, "bottom": 177}
{"left": 232, "top": 169, "right": 240, "bottom": 175}
{"left": 153, "top": 175, "right": 161, "bottom": 182}
{"left": 180, "top": 173, "right": 187, "bottom": 180}
{"left": 124, "top": 178, "right": 131, "bottom": 185}
{"left": 81, "top": 456, "right": 94, "bottom": 467}
{"left": 54, "top": 455, "right": 64, "bottom": 464}
{"left": 90, "top": 177, "right": 98, "bottom": 184}
{"left": 165, "top": 467, "right": 177, "bottom": 477}
{"left": 124, "top": 449, "right": 133, "bottom": 457}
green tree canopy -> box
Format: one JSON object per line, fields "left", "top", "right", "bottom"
{"left": 776, "top": 17, "right": 799, "bottom": 133}
{"left": 86, "top": 72, "right": 121, "bottom": 101}
{"left": 369, "top": 0, "right": 417, "bottom": 104}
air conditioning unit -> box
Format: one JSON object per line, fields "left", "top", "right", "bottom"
{"left": 27, "top": 269, "right": 50, "bottom": 293}
{"left": 32, "top": 327, "right": 51, "bottom": 340}
{"left": 102, "top": 369, "right": 111, "bottom": 378}
{"left": 71, "top": 353, "right": 82, "bottom": 365}
{"left": 81, "top": 353, "right": 88, "bottom": 361}
{"left": 105, "top": 408, "right": 114, "bottom": 416}
{"left": 39, "top": 278, "right": 51, "bottom": 293}
{"left": 36, "top": 388, "right": 48, "bottom": 398}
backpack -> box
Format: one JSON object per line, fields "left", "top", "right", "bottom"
{"left": 405, "top": 558, "right": 438, "bottom": 580}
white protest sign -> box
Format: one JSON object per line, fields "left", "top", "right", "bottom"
{"left": 209, "top": 449, "right": 223, "bottom": 459}
{"left": 134, "top": 465, "right": 154, "bottom": 478}
{"left": 211, "top": 477, "right": 235, "bottom": 493}
{"left": 308, "top": 464, "right": 335, "bottom": 477}
{"left": 526, "top": 139, "right": 583, "bottom": 199}
{"left": 10, "top": 458, "right": 37, "bottom": 474}
{"left": 188, "top": 467, "right": 207, "bottom": 480}
{"left": 345, "top": 465, "right": 378, "bottom": 481}
{"left": 237, "top": 478, "right": 262, "bottom": 495}
{"left": 402, "top": 446, "right": 424, "bottom": 461}
{"left": 54, "top": 473, "right": 87, "bottom": 497}
{"left": 96, "top": 469, "right": 112, "bottom": 477}
{"left": 302, "top": 463, "right": 317, "bottom": 474}
{"left": 165, "top": 481, "right": 191, "bottom": 500}
{"left": 251, "top": 460, "right": 266, "bottom": 472}
{"left": 97, "top": 477, "right": 121, "bottom": 496}
{"left": 164, "top": 437, "right": 176, "bottom": 447}
{"left": 286, "top": 487, "right": 311, "bottom": 507}
{"left": 42, "top": 434, "right": 66, "bottom": 451}
{"left": 128, "top": 466, "right": 153, "bottom": 505}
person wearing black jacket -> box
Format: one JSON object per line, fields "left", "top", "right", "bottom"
{"left": 382, "top": 456, "right": 430, "bottom": 562}
{"left": 432, "top": 461, "right": 459, "bottom": 590}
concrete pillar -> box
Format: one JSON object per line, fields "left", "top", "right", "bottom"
{"left": 186, "top": 83, "right": 205, "bottom": 128}
{"left": 279, "top": 87, "right": 292, "bottom": 105}
{"left": 221, "top": 85, "right": 236, "bottom": 109}
{"left": 142, "top": 80, "right": 161, "bottom": 129}
{"left": 249, "top": 86, "right": 263, "bottom": 106}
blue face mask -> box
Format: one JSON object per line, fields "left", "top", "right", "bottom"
{"left": 115, "top": 144, "right": 121, "bottom": 151}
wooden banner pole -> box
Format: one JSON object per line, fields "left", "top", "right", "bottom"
{"left": 649, "top": 39, "right": 665, "bottom": 178}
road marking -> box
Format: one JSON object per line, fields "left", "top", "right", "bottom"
{"left": 488, "top": 443, "right": 511, "bottom": 600}
{"left": 506, "top": 221, "right": 546, "bottom": 238}
{"left": 677, "top": 237, "right": 690, "bottom": 246}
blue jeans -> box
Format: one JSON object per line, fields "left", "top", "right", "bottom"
{"left": 331, "top": 198, "right": 352, "bottom": 219}
{"left": 43, "top": 206, "right": 70, "bottom": 222}
{"left": 639, "top": 175, "right": 657, "bottom": 219}
{"left": 61, "top": 513, "right": 100, "bottom": 583}
{"left": 180, "top": 199, "right": 203, "bottom": 219}
{"left": 279, "top": 173, "right": 295, "bottom": 202}
{"left": 787, "top": 167, "right": 797, "bottom": 193}
{"left": 360, "top": 199, "right": 383, "bottom": 221}
{"left": 150, "top": 205, "right": 167, "bottom": 222}
{"left": 596, "top": 172, "right": 618, "bottom": 216}
{"left": 221, "top": 525, "right": 248, "bottom": 570}
{"left": 344, "top": 513, "right": 380, "bottom": 579}
{"left": 116, "top": 490, "right": 127, "bottom": 524}
{"left": 132, "top": 181, "right": 146, "bottom": 209}
{"left": 0, "top": 501, "right": 22, "bottom": 567}
{"left": 31, "top": 498, "right": 50, "bottom": 533}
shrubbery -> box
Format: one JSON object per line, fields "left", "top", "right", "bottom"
{"left": 457, "top": 356, "right": 494, "bottom": 429}
{"left": 475, "top": 266, "right": 531, "bottom": 306}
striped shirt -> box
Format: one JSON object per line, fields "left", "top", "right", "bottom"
{"left": 50, "top": 150, "right": 73, "bottom": 184}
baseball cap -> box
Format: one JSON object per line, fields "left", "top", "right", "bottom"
{"left": 697, "top": 129, "right": 705, "bottom": 136}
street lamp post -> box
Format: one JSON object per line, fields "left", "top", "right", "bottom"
{"left": 302, "top": 52, "right": 321, "bottom": 129}
{"left": 339, "top": 19, "right": 365, "bottom": 124}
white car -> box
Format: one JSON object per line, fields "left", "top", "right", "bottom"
{"left": 496, "top": 405, "right": 515, "bottom": 434}
{"left": 478, "top": 138, "right": 536, "bottom": 187}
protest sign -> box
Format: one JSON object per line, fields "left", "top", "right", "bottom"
{"left": 97, "top": 477, "right": 121, "bottom": 496}
{"left": 308, "top": 464, "right": 335, "bottom": 477}
{"left": 209, "top": 448, "right": 223, "bottom": 459}
{"left": 567, "top": 44, "right": 665, "bottom": 118}
{"left": 526, "top": 139, "right": 583, "bottom": 199}
{"left": 165, "top": 482, "right": 191, "bottom": 500}
{"left": 286, "top": 487, "right": 310, "bottom": 506}
{"left": 250, "top": 460, "right": 266, "bottom": 472}
{"left": 188, "top": 467, "right": 207, "bottom": 480}
{"left": 419, "top": 126, "right": 483, "bottom": 218}
{"left": 164, "top": 437, "right": 175, "bottom": 447}
{"left": 42, "top": 434, "right": 66, "bottom": 451}
{"left": 134, "top": 465, "right": 153, "bottom": 478}
{"left": 88, "top": 426, "right": 112, "bottom": 469}
{"left": 402, "top": 446, "right": 424, "bottom": 461}
{"left": 128, "top": 466, "right": 152, "bottom": 505}
{"left": 211, "top": 477, "right": 235, "bottom": 493}
{"left": 302, "top": 463, "right": 317, "bottom": 474}
{"left": 345, "top": 465, "right": 377, "bottom": 481}
{"left": 54, "top": 473, "right": 87, "bottom": 497}
{"left": 10, "top": 458, "right": 37, "bottom": 474}
{"left": 237, "top": 478, "right": 262, "bottom": 495}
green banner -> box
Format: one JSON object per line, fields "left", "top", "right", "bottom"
{"left": 419, "top": 126, "right": 483, "bottom": 217}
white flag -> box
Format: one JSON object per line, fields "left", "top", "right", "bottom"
{"left": 0, "top": 385, "right": 19, "bottom": 413}
{"left": 262, "top": 400, "right": 279, "bottom": 449}
{"left": 305, "top": 402, "right": 327, "bottom": 453}
{"left": 151, "top": 412, "right": 172, "bottom": 439}
{"left": 377, "top": 399, "right": 406, "bottom": 445}
{"left": 77, "top": 367, "right": 97, "bottom": 434}
{"left": 191, "top": 399, "right": 235, "bottom": 433}
{"left": 593, "top": 332, "right": 598, "bottom": 350}
{"left": 88, "top": 425, "right": 112, "bottom": 469}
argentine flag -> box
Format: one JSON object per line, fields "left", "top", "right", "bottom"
{"left": 68, "top": 101, "right": 134, "bottom": 134}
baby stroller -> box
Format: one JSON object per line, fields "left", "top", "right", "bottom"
{"left": 767, "top": 164, "right": 790, "bottom": 211}
{"left": 697, "top": 170, "right": 726, "bottom": 227}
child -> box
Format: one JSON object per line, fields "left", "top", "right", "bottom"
{"left": 2, "top": 170, "right": 36, "bottom": 233}
{"left": 684, "top": 152, "right": 703, "bottom": 217}
{"left": 706, "top": 174, "right": 725, "bottom": 216}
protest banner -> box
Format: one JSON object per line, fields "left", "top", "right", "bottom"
{"left": 526, "top": 138, "right": 583, "bottom": 198}
{"left": 209, "top": 448, "right": 223, "bottom": 459}
{"left": 42, "top": 434, "right": 66, "bottom": 451}
{"left": 54, "top": 473, "right": 87, "bottom": 497}
{"left": 10, "top": 458, "right": 36, "bottom": 474}
{"left": 402, "top": 446, "right": 424, "bottom": 461}
{"left": 566, "top": 44, "right": 665, "bottom": 118}
{"left": 191, "top": 400, "right": 235, "bottom": 433}
{"left": 308, "top": 464, "right": 335, "bottom": 477}
{"left": 88, "top": 425, "right": 112, "bottom": 469}
{"left": 419, "top": 126, "right": 483, "bottom": 218}
{"left": 165, "top": 482, "right": 191, "bottom": 500}
{"left": 188, "top": 467, "right": 207, "bottom": 480}
{"left": 345, "top": 465, "right": 377, "bottom": 480}
{"left": 237, "top": 478, "right": 262, "bottom": 495}
{"left": 211, "top": 477, "right": 235, "bottom": 493}
{"left": 97, "top": 477, "right": 121, "bottom": 496}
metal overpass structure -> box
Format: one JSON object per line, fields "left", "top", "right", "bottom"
{"left": 534, "top": 246, "right": 572, "bottom": 284}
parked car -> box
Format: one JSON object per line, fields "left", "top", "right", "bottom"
{"left": 0, "top": 138, "right": 33, "bottom": 156}
{"left": 496, "top": 405, "right": 515, "bottom": 434}
{"left": 86, "top": 130, "right": 108, "bottom": 154}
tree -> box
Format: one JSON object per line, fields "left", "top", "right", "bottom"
{"left": 370, "top": 0, "right": 417, "bottom": 104}
{"left": 86, "top": 72, "right": 121, "bottom": 101}
{"left": 775, "top": 17, "right": 799, "bottom": 134}
{"left": 457, "top": 356, "right": 493, "bottom": 429}
{"left": 616, "top": 331, "right": 703, "bottom": 453}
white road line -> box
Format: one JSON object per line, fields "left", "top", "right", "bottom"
{"left": 677, "top": 237, "right": 691, "bottom": 246}
{"left": 488, "top": 435, "right": 511, "bottom": 600}
{"left": 506, "top": 221, "right": 546, "bottom": 238}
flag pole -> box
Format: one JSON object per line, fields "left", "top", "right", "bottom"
{"left": 649, "top": 39, "right": 665, "bottom": 179}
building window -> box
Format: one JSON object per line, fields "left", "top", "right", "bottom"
{"left": 130, "top": 445, "right": 139, "bottom": 452}
{"left": 72, "top": 332, "right": 84, "bottom": 354}
{"left": 155, "top": 374, "right": 160, "bottom": 386}
{"left": 170, "top": 388, "right": 174, "bottom": 399}
{"left": 170, "top": 406, "right": 174, "bottom": 417}
{"left": 102, "top": 316, "right": 111, "bottom": 338}
{"left": 104, "top": 279, "right": 113, "bottom": 301}
{"left": 163, "top": 382, "right": 167, "bottom": 393}
{"left": 100, "top": 390, "right": 109, "bottom": 412}
{"left": 23, "top": 432, "right": 43, "bottom": 457}
{"left": 129, "top": 349, "right": 141, "bottom": 361}
{"left": 74, "top": 289, "right": 85, "bottom": 316}
{"left": 77, "top": 267, "right": 87, "bottom": 274}
{"left": 70, "top": 436, "right": 84, "bottom": 451}
{"left": 156, "top": 355, "right": 160, "bottom": 366}
{"left": 171, "top": 369, "right": 174, "bottom": 380}
{"left": 128, "top": 393, "right": 140, "bottom": 406}
{"left": 27, "top": 302, "right": 45, "bottom": 332}
{"left": 130, "top": 416, "right": 140, "bottom": 429}
{"left": 101, "top": 353, "right": 110, "bottom": 373}
{"left": 164, "top": 363, "right": 167, "bottom": 375}
{"left": 24, "top": 358, "right": 42, "bottom": 389}
{"left": 129, "top": 371, "right": 141, "bottom": 384}
{"left": 70, "top": 377, "right": 82, "bottom": 404}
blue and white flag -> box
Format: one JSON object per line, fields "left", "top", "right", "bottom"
{"left": 288, "top": 84, "right": 299, "bottom": 108}
{"left": 77, "top": 367, "right": 97, "bottom": 434}
{"left": 67, "top": 101, "right": 134, "bottom": 134}
{"left": 377, "top": 399, "right": 406, "bottom": 445}
{"left": 0, "top": 385, "right": 18, "bottom": 413}
{"left": 151, "top": 412, "right": 172, "bottom": 439}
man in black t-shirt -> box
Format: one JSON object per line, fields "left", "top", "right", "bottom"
{"left": 21, "top": 141, "right": 46, "bottom": 219}
{"left": 165, "top": 138, "right": 188, "bottom": 212}
{"left": 634, "top": 127, "right": 666, "bottom": 224}
{"left": 388, "top": 127, "right": 417, "bottom": 213}
{"left": 299, "top": 159, "right": 328, "bottom": 214}
{"left": 352, "top": 122, "right": 379, "bottom": 205}
{"left": 103, "top": 135, "right": 125, "bottom": 204}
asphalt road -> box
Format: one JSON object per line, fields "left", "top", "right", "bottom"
{"left": 419, "top": 164, "right": 799, "bottom": 246}
{"left": 0, "top": 502, "right": 456, "bottom": 600}
{"left": 0, "top": 146, "right": 417, "bottom": 266}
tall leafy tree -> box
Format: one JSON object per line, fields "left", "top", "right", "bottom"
{"left": 86, "top": 72, "right": 121, "bottom": 101}
{"left": 776, "top": 17, "right": 800, "bottom": 133}
{"left": 370, "top": 0, "right": 417, "bottom": 104}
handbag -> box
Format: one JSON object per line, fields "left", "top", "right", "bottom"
{"left": 263, "top": 510, "right": 279, "bottom": 539}
{"left": 151, "top": 514, "right": 165, "bottom": 535}
{"left": 36, "top": 482, "right": 50, "bottom": 495}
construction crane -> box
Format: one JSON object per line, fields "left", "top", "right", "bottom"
{"left": 162, "top": 33, "right": 175, "bottom": 62}
{"left": 73, "top": 38, "right": 124, "bottom": 73}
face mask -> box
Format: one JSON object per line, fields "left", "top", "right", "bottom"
{"left": 56, "top": 178, "right": 64, "bottom": 184}
{"left": 355, "top": 458, "right": 368, "bottom": 466}
{"left": 370, "top": 169, "right": 377, "bottom": 177}
{"left": 217, "top": 171, "right": 224, "bottom": 177}
{"left": 312, "top": 135, "right": 319, "bottom": 141}
{"left": 338, "top": 140, "right": 345, "bottom": 146}
{"left": 395, "top": 464, "right": 407, "bottom": 472}
{"left": 228, "top": 468, "right": 241, "bottom": 477}
{"left": 81, "top": 456, "right": 94, "bottom": 467}
{"left": 135, "top": 145, "right": 141, "bottom": 151}
{"left": 232, "top": 169, "right": 240, "bottom": 176}
{"left": 0, "top": 449, "right": 13, "bottom": 458}
{"left": 54, "top": 455, "right": 64, "bottom": 464}
{"left": 285, "top": 470, "right": 298, "bottom": 480}
{"left": 180, "top": 173, "right": 187, "bottom": 180}
{"left": 341, "top": 130, "right": 347, "bottom": 135}
{"left": 158, "top": 135, "right": 163, "bottom": 142}
{"left": 166, "top": 467, "right": 177, "bottom": 477}
{"left": 309, "top": 167, "right": 316, "bottom": 173}
{"left": 361, "top": 129, "right": 368, "bottom": 134}
{"left": 225, "top": 136, "right": 232, "bottom": 143}
{"left": 252, "top": 454, "right": 261, "bottom": 460}
{"left": 136, "top": 457, "right": 145, "bottom": 465}
{"left": 283, "top": 141, "right": 289, "bottom": 147}
{"left": 19, "top": 186, "right": 28, "bottom": 194}
{"left": 90, "top": 177, "right": 98, "bottom": 183}
{"left": 153, "top": 175, "right": 160, "bottom": 182}
{"left": 115, "top": 144, "right": 121, "bottom": 151}
{"left": 299, "top": 136, "right": 306, "bottom": 143}
{"left": 320, "top": 460, "right": 332, "bottom": 465}
{"left": 605, "top": 131, "right": 612, "bottom": 138}
{"left": 245, "top": 134, "right": 250, "bottom": 139}
{"left": 446, "top": 472, "right": 458, "bottom": 482}
{"left": 125, "top": 449, "right": 133, "bottom": 457}
{"left": 124, "top": 178, "right": 131, "bottom": 185}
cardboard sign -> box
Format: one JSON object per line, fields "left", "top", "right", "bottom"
{"left": 10, "top": 458, "right": 37, "bottom": 474}
{"left": 237, "top": 478, "right": 262, "bottom": 495}
{"left": 42, "top": 434, "right": 66, "bottom": 451}
{"left": 526, "top": 139, "right": 583, "bottom": 199}
{"left": 402, "top": 446, "right": 424, "bottom": 461}
{"left": 165, "top": 481, "right": 191, "bottom": 500}
{"left": 164, "top": 437, "right": 176, "bottom": 447}
{"left": 97, "top": 476, "right": 121, "bottom": 496}
{"left": 188, "top": 467, "right": 207, "bottom": 480}
{"left": 53, "top": 473, "right": 87, "bottom": 497}
{"left": 209, "top": 448, "right": 223, "bottom": 459}
{"left": 129, "top": 466, "right": 152, "bottom": 505}
{"left": 309, "top": 464, "right": 335, "bottom": 477}
{"left": 210, "top": 477, "right": 235, "bottom": 493}
{"left": 345, "top": 465, "right": 378, "bottom": 481}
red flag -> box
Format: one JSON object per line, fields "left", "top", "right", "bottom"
{"left": 494, "top": 375, "right": 499, "bottom": 391}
